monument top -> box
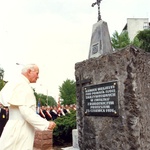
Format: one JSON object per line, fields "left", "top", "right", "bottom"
{"left": 91, "top": 0, "right": 102, "bottom": 22}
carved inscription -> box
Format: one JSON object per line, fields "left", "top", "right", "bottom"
{"left": 92, "top": 43, "right": 99, "bottom": 54}
{"left": 84, "top": 81, "right": 119, "bottom": 117}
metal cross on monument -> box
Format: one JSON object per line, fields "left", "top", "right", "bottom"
{"left": 91, "top": 0, "right": 102, "bottom": 22}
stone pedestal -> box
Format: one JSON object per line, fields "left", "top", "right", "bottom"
{"left": 72, "top": 129, "right": 79, "bottom": 149}
{"left": 61, "top": 129, "right": 80, "bottom": 150}
{"left": 88, "top": 20, "right": 113, "bottom": 58}
{"left": 34, "top": 130, "right": 53, "bottom": 150}
{"left": 75, "top": 46, "right": 150, "bottom": 150}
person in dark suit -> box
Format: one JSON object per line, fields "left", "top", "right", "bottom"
{"left": 39, "top": 106, "right": 46, "bottom": 119}
{"left": 50, "top": 106, "right": 58, "bottom": 120}
{"left": 0, "top": 103, "right": 7, "bottom": 137}
{"left": 3, "top": 106, "right": 9, "bottom": 126}
{"left": 45, "top": 106, "right": 52, "bottom": 121}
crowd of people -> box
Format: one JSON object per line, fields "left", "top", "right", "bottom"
{"left": 37, "top": 104, "right": 76, "bottom": 121}
{"left": 0, "top": 102, "right": 76, "bottom": 138}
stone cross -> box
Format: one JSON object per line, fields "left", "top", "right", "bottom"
{"left": 91, "top": 0, "right": 102, "bottom": 22}
{"left": 76, "top": 74, "right": 91, "bottom": 107}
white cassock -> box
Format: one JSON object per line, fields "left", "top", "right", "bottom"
{"left": 0, "top": 75, "right": 50, "bottom": 150}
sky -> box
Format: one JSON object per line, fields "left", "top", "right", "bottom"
{"left": 0, "top": 0, "right": 150, "bottom": 100}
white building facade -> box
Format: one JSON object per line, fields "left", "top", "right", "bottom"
{"left": 123, "top": 18, "right": 150, "bottom": 41}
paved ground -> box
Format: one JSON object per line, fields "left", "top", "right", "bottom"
{"left": 53, "top": 143, "right": 72, "bottom": 150}
{"left": 53, "top": 146, "right": 62, "bottom": 150}
{"left": 61, "top": 147, "right": 79, "bottom": 150}
{"left": 54, "top": 146, "right": 79, "bottom": 150}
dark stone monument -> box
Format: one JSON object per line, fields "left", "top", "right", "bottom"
{"left": 75, "top": 46, "right": 150, "bottom": 150}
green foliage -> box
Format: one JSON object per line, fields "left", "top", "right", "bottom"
{"left": 111, "top": 29, "right": 150, "bottom": 52}
{"left": 53, "top": 110, "right": 76, "bottom": 146}
{"left": 0, "top": 79, "right": 5, "bottom": 91}
{"left": 111, "top": 30, "right": 130, "bottom": 50}
{"left": 33, "top": 90, "right": 57, "bottom": 106}
{"left": 135, "top": 29, "right": 150, "bottom": 52}
{"left": 59, "top": 79, "right": 76, "bottom": 105}
{"left": 38, "top": 94, "right": 57, "bottom": 106}
{"left": 0, "top": 67, "right": 5, "bottom": 91}
{"left": 131, "top": 36, "right": 142, "bottom": 48}
{"left": 0, "top": 67, "right": 4, "bottom": 80}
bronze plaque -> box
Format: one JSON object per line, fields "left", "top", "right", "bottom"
{"left": 84, "top": 81, "right": 119, "bottom": 117}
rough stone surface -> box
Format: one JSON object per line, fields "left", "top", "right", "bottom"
{"left": 75, "top": 46, "right": 150, "bottom": 150}
{"left": 34, "top": 130, "right": 53, "bottom": 150}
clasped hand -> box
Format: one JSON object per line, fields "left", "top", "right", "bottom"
{"left": 48, "top": 121, "right": 56, "bottom": 130}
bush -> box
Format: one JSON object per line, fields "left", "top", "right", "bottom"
{"left": 53, "top": 110, "right": 76, "bottom": 146}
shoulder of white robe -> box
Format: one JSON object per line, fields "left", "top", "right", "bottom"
{"left": 0, "top": 91, "right": 10, "bottom": 107}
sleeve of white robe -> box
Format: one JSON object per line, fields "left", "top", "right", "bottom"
{"left": 19, "top": 105, "right": 50, "bottom": 131}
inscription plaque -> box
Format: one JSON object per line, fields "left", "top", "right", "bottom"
{"left": 92, "top": 43, "right": 99, "bottom": 54}
{"left": 84, "top": 81, "right": 119, "bottom": 117}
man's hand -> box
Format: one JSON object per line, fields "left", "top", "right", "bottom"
{"left": 48, "top": 121, "right": 56, "bottom": 130}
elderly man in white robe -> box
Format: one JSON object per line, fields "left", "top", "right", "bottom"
{"left": 0, "top": 64, "right": 56, "bottom": 150}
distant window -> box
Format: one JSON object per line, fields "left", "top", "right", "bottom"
{"left": 143, "top": 22, "right": 149, "bottom": 29}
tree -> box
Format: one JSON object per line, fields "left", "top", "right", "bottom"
{"left": 0, "top": 67, "right": 4, "bottom": 80}
{"left": 131, "top": 36, "right": 142, "bottom": 48}
{"left": 0, "top": 79, "right": 5, "bottom": 91}
{"left": 59, "top": 79, "right": 76, "bottom": 105}
{"left": 111, "top": 29, "right": 150, "bottom": 52}
{"left": 111, "top": 30, "right": 130, "bottom": 50}
{"left": 33, "top": 90, "right": 57, "bottom": 106}
{"left": 135, "top": 29, "right": 150, "bottom": 52}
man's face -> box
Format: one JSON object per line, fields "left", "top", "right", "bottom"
{"left": 28, "top": 66, "right": 39, "bottom": 83}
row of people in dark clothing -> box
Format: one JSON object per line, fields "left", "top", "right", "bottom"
{"left": 38, "top": 104, "right": 76, "bottom": 121}
{"left": 0, "top": 102, "right": 76, "bottom": 137}
{"left": 0, "top": 103, "right": 9, "bottom": 137}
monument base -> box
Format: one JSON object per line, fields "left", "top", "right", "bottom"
{"left": 61, "top": 129, "right": 80, "bottom": 150}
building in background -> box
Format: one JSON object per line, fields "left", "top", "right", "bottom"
{"left": 122, "top": 18, "right": 150, "bottom": 41}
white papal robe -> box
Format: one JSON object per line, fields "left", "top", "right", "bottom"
{"left": 0, "top": 75, "right": 50, "bottom": 150}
